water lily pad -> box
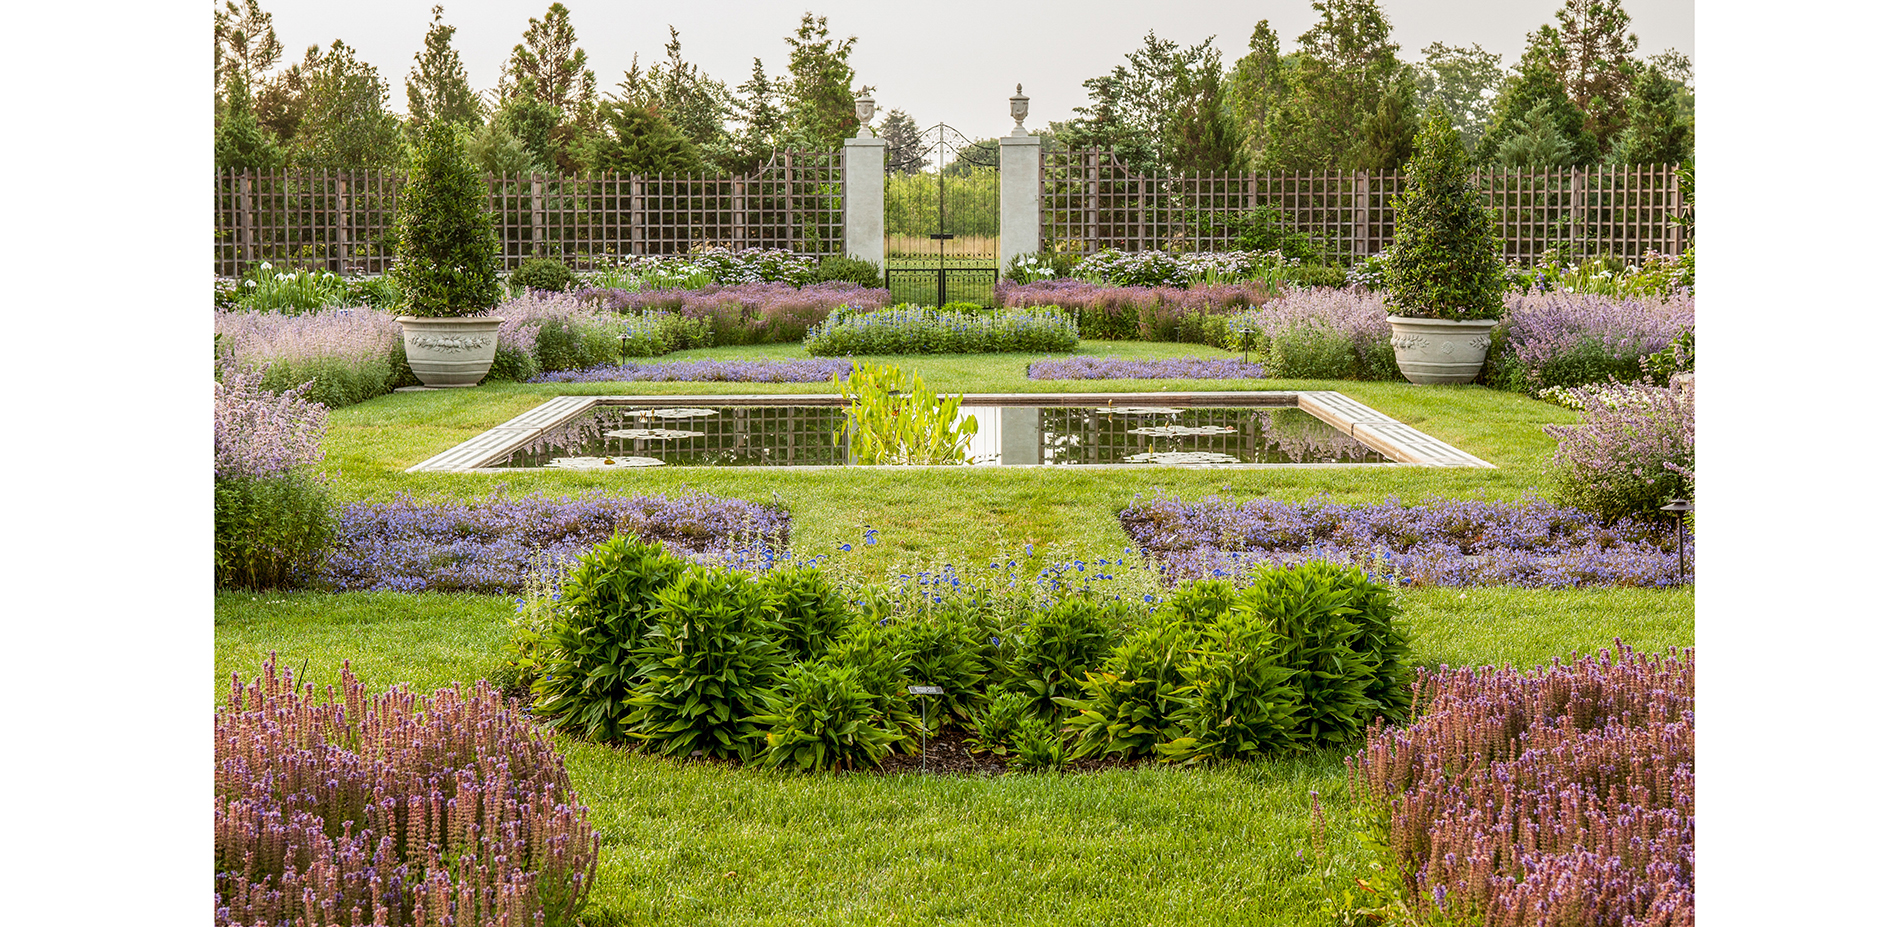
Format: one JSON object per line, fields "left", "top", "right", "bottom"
{"left": 1129, "top": 425, "right": 1237, "bottom": 437}
{"left": 605, "top": 428, "right": 704, "bottom": 440}
{"left": 625, "top": 408, "right": 718, "bottom": 419}
{"left": 1121, "top": 451, "right": 1241, "bottom": 466}
{"left": 545, "top": 456, "right": 665, "bottom": 469}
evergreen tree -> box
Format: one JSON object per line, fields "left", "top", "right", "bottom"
{"left": 464, "top": 117, "right": 549, "bottom": 175}
{"left": 1520, "top": 0, "right": 1640, "bottom": 154}
{"left": 1054, "top": 32, "right": 1235, "bottom": 175}
{"left": 286, "top": 40, "right": 405, "bottom": 173}
{"left": 1494, "top": 99, "right": 1579, "bottom": 168}
{"left": 506, "top": 2, "right": 597, "bottom": 128}
{"left": 1414, "top": 42, "right": 1503, "bottom": 153}
{"left": 1386, "top": 113, "right": 1504, "bottom": 320}
{"left": 781, "top": 13, "right": 858, "bottom": 150}
{"left": 215, "top": 70, "right": 285, "bottom": 172}
{"left": 391, "top": 120, "right": 501, "bottom": 317}
{"left": 1608, "top": 62, "right": 1690, "bottom": 164}
{"left": 588, "top": 100, "right": 704, "bottom": 175}
{"left": 1231, "top": 0, "right": 1417, "bottom": 171}
{"left": 255, "top": 43, "right": 315, "bottom": 144}
{"left": 214, "top": 0, "right": 283, "bottom": 92}
{"left": 617, "top": 27, "right": 736, "bottom": 164}
{"left": 491, "top": 95, "right": 568, "bottom": 173}
{"left": 726, "top": 57, "right": 786, "bottom": 171}
{"left": 1475, "top": 63, "right": 1593, "bottom": 166}
{"left": 1228, "top": 20, "right": 1292, "bottom": 172}
{"left": 880, "top": 109, "right": 925, "bottom": 174}
{"left": 405, "top": 5, "right": 484, "bottom": 132}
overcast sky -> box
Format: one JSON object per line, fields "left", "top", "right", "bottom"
{"left": 249, "top": 0, "right": 1694, "bottom": 138}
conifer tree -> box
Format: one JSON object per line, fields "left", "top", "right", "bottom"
{"left": 588, "top": 101, "right": 704, "bottom": 175}
{"left": 781, "top": 13, "right": 858, "bottom": 150}
{"left": 1608, "top": 63, "right": 1690, "bottom": 164}
{"left": 405, "top": 5, "right": 484, "bottom": 131}
{"left": 216, "top": 71, "right": 285, "bottom": 172}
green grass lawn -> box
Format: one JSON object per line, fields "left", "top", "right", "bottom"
{"left": 217, "top": 341, "right": 1688, "bottom": 926}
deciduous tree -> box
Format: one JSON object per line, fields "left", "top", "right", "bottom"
{"left": 286, "top": 40, "right": 404, "bottom": 173}
{"left": 1414, "top": 42, "right": 1502, "bottom": 154}
{"left": 1056, "top": 32, "right": 1237, "bottom": 175}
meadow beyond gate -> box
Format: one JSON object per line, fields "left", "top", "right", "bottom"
{"left": 884, "top": 124, "right": 1001, "bottom": 307}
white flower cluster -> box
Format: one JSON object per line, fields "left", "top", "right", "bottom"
{"left": 1072, "top": 249, "right": 1293, "bottom": 287}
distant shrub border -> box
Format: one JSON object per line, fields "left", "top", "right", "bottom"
{"left": 528, "top": 358, "right": 855, "bottom": 384}
{"left": 1026, "top": 357, "right": 1264, "bottom": 380}
{"left": 805, "top": 306, "right": 1080, "bottom": 355}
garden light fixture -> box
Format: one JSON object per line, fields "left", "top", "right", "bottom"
{"left": 1660, "top": 498, "right": 1693, "bottom": 582}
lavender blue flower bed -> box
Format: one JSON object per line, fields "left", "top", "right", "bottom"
{"left": 527, "top": 358, "right": 856, "bottom": 384}
{"left": 321, "top": 491, "right": 789, "bottom": 593}
{"left": 1122, "top": 495, "right": 1691, "bottom": 588}
{"left": 1026, "top": 357, "right": 1265, "bottom": 380}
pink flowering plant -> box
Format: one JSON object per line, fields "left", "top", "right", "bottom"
{"left": 215, "top": 655, "right": 599, "bottom": 926}
{"left": 1347, "top": 643, "right": 1693, "bottom": 925}
{"left": 215, "top": 307, "right": 403, "bottom": 408}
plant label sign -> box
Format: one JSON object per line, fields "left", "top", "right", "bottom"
{"left": 907, "top": 686, "right": 944, "bottom": 695}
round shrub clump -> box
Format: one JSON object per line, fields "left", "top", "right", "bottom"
{"left": 512, "top": 257, "right": 580, "bottom": 292}
{"left": 1385, "top": 113, "right": 1504, "bottom": 320}
{"left": 810, "top": 254, "right": 883, "bottom": 288}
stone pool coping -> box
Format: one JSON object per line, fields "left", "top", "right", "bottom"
{"left": 406, "top": 391, "right": 1494, "bottom": 473}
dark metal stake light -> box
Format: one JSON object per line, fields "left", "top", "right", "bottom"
{"left": 1236, "top": 326, "right": 1258, "bottom": 366}
{"left": 1661, "top": 499, "right": 1693, "bottom": 582}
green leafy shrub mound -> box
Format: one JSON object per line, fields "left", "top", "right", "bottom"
{"left": 834, "top": 363, "right": 980, "bottom": 466}
{"left": 511, "top": 257, "right": 580, "bottom": 293}
{"left": 804, "top": 305, "right": 1080, "bottom": 355}
{"left": 532, "top": 536, "right": 687, "bottom": 743}
{"left": 809, "top": 254, "right": 882, "bottom": 288}
{"left": 762, "top": 565, "right": 852, "bottom": 663}
{"left": 624, "top": 564, "right": 790, "bottom": 761}
{"left": 824, "top": 619, "right": 923, "bottom": 751}
{"left": 1008, "top": 715, "right": 1070, "bottom": 772}
{"left": 1060, "top": 563, "right": 1411, "bottom": 765}
{"left": 390, "top": 121, "right": 502, "bottom": 317}
{"left": 752, "top": 662, "right": 903, "bottom": 772}
{"left": 896, "top": 612, "right": 989, "bottom": 732}
{"left": 1385, "top": 112, "right": 1505, "bottom": 321}
{"left": 970, "top": 688, "right": 1035, "bottom": 756}
{"left": 1009, "top": 597, "right": 1122, "bottom": 721}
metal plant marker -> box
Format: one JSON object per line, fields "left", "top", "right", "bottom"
{"left": 908, "top": 685, "right": 944, "bottom": 772}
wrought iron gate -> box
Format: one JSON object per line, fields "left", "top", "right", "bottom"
{"left": 884, "top": 124, "right": 999, "bottom": 307}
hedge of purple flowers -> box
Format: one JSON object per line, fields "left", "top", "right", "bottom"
{"left": 1120, "top": 495, "right": 1691, "bottom": 588}
{"left": 995, "top": 279, "right": 1268, "bottom": 343}
{"left": 1348, "top": 643, "right": 1693, "bottom": 925}
{"left": 1225, "top": 289, "right": 1401, "bottom": 380}
{"left": 216, "top": 655, "right": 599, "bottom": 927}
{"left": 575, "top": 281, "right": 890, "bottom": 346}
{"left": 1545, "top": 380, "right": 1694, "bottom": 525}
{"left": 321, "top": 491, "right": 791, "bottom": 593}
{"left": 527, "top": 358, "right": 856, "bottom": 384}
{"left": 1026, "top": 356, "right": 1265, "bottom": 380}
{"left": 1497, "top": 291, "right": 1695, "bottom": 392}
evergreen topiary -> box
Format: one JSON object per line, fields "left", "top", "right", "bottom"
{"left": 390, "top": 120, "right": 501, "bottom": 317}
{"left": 510, "top": 256, "right": 578, "bottom": 292}
{"left": 1385, "top": 113, "right": 1505, "bottom": 321}
{"left": 809, "top": 254, "right": 882, "bottom": 288}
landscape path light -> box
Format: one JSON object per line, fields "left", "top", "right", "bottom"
{"left": 1660, "top": 498, "right": 1693, "bottom": 582}
{"left": 1235, "top": 324, "right": 1258, "bottom": 365}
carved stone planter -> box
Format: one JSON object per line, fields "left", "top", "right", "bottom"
{"left": 1387, "top": 316, "right": 1499, "bottom": 385}
{"left": 398, "top": 316, "right": 503, "bottom": 388}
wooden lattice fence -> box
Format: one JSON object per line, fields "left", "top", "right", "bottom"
{"left": 1039, "top": 148, "right": 1689, "bottom": 264}
{"left": 213, "top": 151, "right": 843, "bottom": 277}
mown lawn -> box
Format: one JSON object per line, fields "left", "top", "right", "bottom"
{"left": 217, "top": 340, "right": 1690, "bottom": 926}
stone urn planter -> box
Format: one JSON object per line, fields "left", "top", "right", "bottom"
{"left": 1387, "top": 316, "right": 1498, "bottom": 385}
{"left": 398, "top": 316, "right": 503, "bottom": 388}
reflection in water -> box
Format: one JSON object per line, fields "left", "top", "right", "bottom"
{"left": 499, "top": 404, "right": 1388, "bottom": 468}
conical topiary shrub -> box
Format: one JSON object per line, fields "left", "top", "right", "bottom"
{"left": 391, "top": 120, "right": 504, "bottom": 387}
{"left": 1383, "top": 111, "right": 1506, "bottom": 384}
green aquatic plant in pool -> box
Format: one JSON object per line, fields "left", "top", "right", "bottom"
{"left": 833, "top": 363, "right": 980, "bottom": 465}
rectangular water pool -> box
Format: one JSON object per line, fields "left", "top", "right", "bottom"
{"left": 408, "top": 392, "right": 1495, "bottom": 472}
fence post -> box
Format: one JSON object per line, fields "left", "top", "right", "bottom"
{"left": 237, "top": 173, "right": 255, "bottom": 272}
{"left": 842, "top": 90, "right": 887, "bottom": 268}
{"left": 333, "top": 176, "right": 351, "bottom": 274}
{"left": 531, "top": 174, "right": 545, "bottom": 259}
{"left": 1569, "top": 167, "right": 1584, "bottom": 260}
{"left": 1352, "top": 170, "right": 1370, "bottom": 260}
